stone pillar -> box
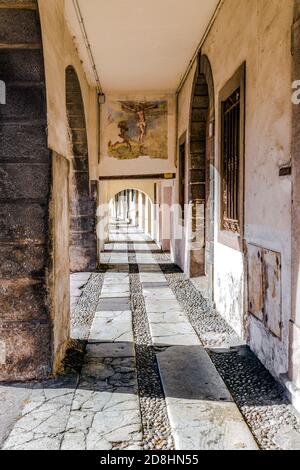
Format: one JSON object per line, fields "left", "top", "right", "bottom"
{"left": 141, "top": 193, "right": 146, "bottom": 233}
{"left": 134, "top": 190, "right": 139, "bottom": 227}
{"left": 0, "top": 1, "right": 52, "bottom": 380}
{"left": 148, "top": 198, "right": 152, "bottom": 237}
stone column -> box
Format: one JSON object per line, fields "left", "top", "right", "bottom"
{"left": 0, "top": 2, "right": 52, "bottom": 380}
{"left": 134, "top": 190, "right": 139, "bottom": 227}
{"left": 141, "top": 193, "right": 146, "bottom": 233}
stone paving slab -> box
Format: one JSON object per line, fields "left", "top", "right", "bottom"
{"left": 97, "top": 298, "right": 131, "bottom": 311}
{"left": 89, "top": 311, "right": 134, "bottom": 343}
{"left": 148, "top": 311, "right": 187, "bottom": 324}
{"left": 61, "top": 264, "right": 143, "bottom": 450}
{"left": 156, "top": 346, "right": 258, "bottom": 450}
{"left": 144, "top": 299, "right": 183, "bottom": 313}
{"left": 86, "top": 342, "right": 135, "bottom": 358}
{"left": 61, "top": 351, "right": 142, "bottom": 450}
{"left": 150, "top": 322, "right": 199, "bottom": 347}
{"left": 3, "top": 377, "right": 77, "bottom": 450}
{"left": 0, "top": 383, "right": 33, "bottom": 447}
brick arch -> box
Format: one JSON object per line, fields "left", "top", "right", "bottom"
{"left": 188, "top": 54, "right": 215, "bottom": 295}
{"left": 0, "top": 1, "right": 52, "bottom": 380}
{"left": 65, "top": 66, "right": 97, "bottom": 272}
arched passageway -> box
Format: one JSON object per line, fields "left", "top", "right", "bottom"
{"left": 188, "top": 54, "right": 215, "bottom": 295}
{"left": 109, "top": 189, "right": 154, "bottom": 238}
{"left": 66, "top": 66, "right": 97, "bottom": 272}
{"left": 0, "top": 2, "right": 52, "bottom": 380}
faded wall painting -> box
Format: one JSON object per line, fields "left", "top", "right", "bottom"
{"left": 107, "top": 100, "right": 168, "bottom": 160}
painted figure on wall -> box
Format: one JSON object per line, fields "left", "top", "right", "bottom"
{"left": 107, "top": 100, "right": 168, "bottom": 159}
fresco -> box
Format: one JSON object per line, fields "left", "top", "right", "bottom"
{"left": 107, "top": 100, "right": 168, "bottom": 159}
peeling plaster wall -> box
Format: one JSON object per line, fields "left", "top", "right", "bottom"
{"left": 99, "top": 93, "right": 176, "bottom": 177}
{"left": 177, "top": 0, "right": 293, "bottom": 379}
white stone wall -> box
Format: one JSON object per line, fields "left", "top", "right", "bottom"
{"left": 176, "top": 0, "right": 294, "bottom": 379}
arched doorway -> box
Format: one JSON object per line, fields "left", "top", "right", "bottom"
{"left": 0, "top": 2, "right": 52, "bottom": 380}
{"left": 65, "top": 66, "right": 97, "bottom": 272}
{"left": 188, "top": 54, "right": 215, "bottom": 297}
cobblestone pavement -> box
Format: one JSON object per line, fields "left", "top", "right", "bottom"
{"left": 1, "top": 222, "right": 300, "bottom": 450}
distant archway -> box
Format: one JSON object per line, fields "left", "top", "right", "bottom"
{"left": 109, "top": 189, "right": 154, "bottom": 237}
{"left": 66, "top": 66, "right": 97, "bottom": 272}
{"left": 188, "top": 54, "right": 215, "bottom": 295}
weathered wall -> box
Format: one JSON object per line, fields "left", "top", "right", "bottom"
{"left": 290, "top": 0, "right": 300, "bottom": 396}
{"left": 99, "top": 93, "right": 176, "bottom": 177}
{"left": 176, "top": 0, "right": 293, "bottom": 379}
{"left": 50, "top": 153, "right": 70, "bottom": 372}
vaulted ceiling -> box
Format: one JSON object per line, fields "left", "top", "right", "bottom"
{"left": 65, "top": 0, "right": 220, "bottom": 93}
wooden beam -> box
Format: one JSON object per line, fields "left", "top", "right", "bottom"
{"left": 0, "top": 2, "right": 37, "bottom": 10}
{"left": 0, "top": 42, "right": 41, "bottom": 49}
{"left": 99, "top": 173, "right": 176, "bottom": 181}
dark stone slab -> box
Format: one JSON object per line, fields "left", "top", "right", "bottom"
{"left": 0, "top": 163, "right": 49, "bottom": 200}
{"left": 191, "top": 108, "right": 208, "bottom": 123}
{"left": 72, "top": 156, "right": 89, "bottom": 172}
{"left": 70, "top": 215, "right": 95, "bottom": 232}
{"left": 0, "top": 279, "right": 48, "bottom": 322}
{"left": 0, "top": 49, "right": 43, "bottom": 83}
{"left": 0, "top": 203, "right": 47, "bottom": 241}
{"left": 190, "top": 154, "right": 206, "bottom": 169}
{"left": 0, "top": 123, "right": 49, "bottom": 162}
{"left": 190, "top": 169, "right": 205, "bottom": 184}
{"left": 190, "top": 182, "right": 205, "bottom": 200}
{"left": 68, "top": 116, "right": 86, "bottom": 129}
{"left": 192, "top": 95, "right": 209, "bottom": 109}
{"left": 70, "top": 231, "right": 97, "bottom": 248}
{"left": 0, "top": 9, "right": 40, "bottom": 45}
{"left": 0, "top": 321, "right": 51, "bottom": 381}
{"left": 72, "top": 172, "right": 90, "bottom": 197}
{"left": 70, "top": 197, "right": 95, "bottom": 215}
{"left": 0, "top": 244, "right": 47, "bottom": 278}
{"left": 191, "top": 122, "right": 206, "bottom": 140}
{"left": 0, "top": 84, "right": 45, "bottom": 121}
{"left": 70, "top": 128, "right": 87, "bottom": 145}
{"left": 69, "top": 245, "right": 97, "bottom": 272}
{"left": 73, "top": 143, "right": 88, "bottom": 156}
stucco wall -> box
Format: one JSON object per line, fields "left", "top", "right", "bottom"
{"left": 176, "top": 0, "right": 293, "bottom": 379}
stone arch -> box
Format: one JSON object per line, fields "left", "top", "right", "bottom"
{"left": 188, "top": 54, "right": 215, "bottom": 294}
{"left": 109, "top": 187, "right": 154, "bottom": 206}
{"left": 65, "top": 66, "right": 97, "bottom": 272}
{"left": 0, "top": 1, "right": 52, "bottom": 380}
